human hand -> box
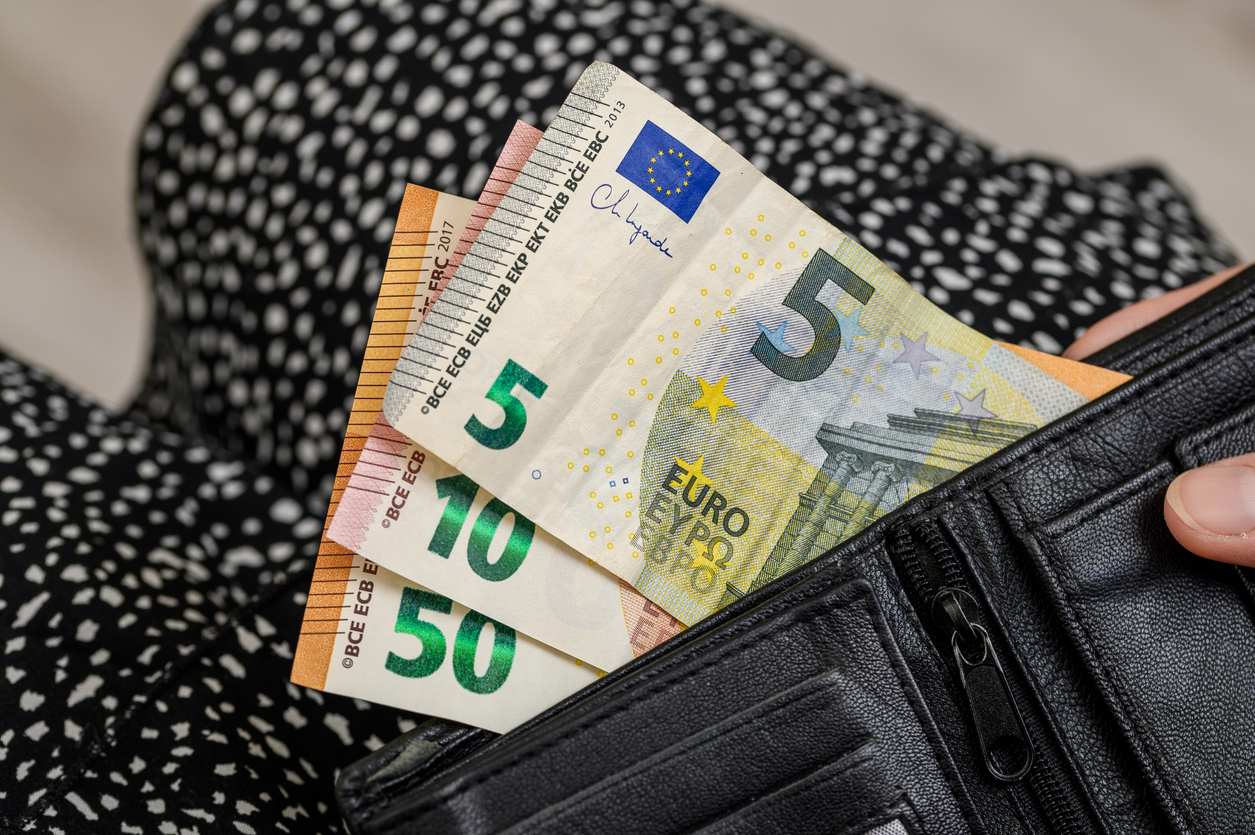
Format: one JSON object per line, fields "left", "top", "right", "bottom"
{"left": 1064, "top": 262, "right": 1255, "bottom": 566}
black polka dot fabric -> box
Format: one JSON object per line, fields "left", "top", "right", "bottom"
{"left": 826, "top": 160, "right": 1232, "bottom": 354}
{"left": 2, "top": 0, "right": 1238, "bottom": 831}
{"left": 0, "top": 354, "right": 413, "bottom": 832}
{"left": 130, "top": 0, "right": 1235, "bottom": 515}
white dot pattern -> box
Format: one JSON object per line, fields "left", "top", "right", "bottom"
{"left": 0, "top": 355, "right": 417, "bottom": 831}
{"left": 129, "top": 0, "right": 1234, "bottom": 514}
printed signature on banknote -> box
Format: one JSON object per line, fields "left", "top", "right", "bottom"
{"left": 590, "top": 183, "right": 674, "bottom": 257}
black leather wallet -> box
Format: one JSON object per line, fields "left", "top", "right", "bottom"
{"left": 336, "top": 263, "right": 1255, "bottom": 834}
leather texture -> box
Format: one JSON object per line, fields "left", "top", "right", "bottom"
{"left": 337, "top": 264, "right": 1255, "bottom": 834}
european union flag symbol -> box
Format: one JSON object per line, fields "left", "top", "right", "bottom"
{"left": 616, "top": 121, "right": 719, "bottom": 223}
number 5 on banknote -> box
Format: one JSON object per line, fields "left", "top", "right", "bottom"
{"left": 465, "top": 359, "right": 548, "bottom": 450}
{"left": 750, "top": 249, "right": 875, "bottom": 382}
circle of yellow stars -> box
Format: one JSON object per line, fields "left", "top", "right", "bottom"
{"left": 649, "top": 148, "right": 691, "bottom": 195}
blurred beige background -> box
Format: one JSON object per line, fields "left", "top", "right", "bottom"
{"left": 1, "top": 0, "right": 1252, "bottom": 409}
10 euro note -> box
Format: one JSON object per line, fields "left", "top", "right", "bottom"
{"left": 329, "top": 414, "right": 684, "bottom": 672}
{"left": 381, "top": 62, "right": 1131, "bottom": 626}
{"left": 291, "top": 176, "right": 601, "bottom": 733}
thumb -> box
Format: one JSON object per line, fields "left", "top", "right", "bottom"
{"left": 1164, "top": 453, "right": 1255, "bottom": 567}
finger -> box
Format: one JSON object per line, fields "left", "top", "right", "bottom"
{"left": 1063, "top": 263, "right": 1251, "bottom": 361}
{"left": 1164, "top": 453, "right": 1255, "bottom": 567}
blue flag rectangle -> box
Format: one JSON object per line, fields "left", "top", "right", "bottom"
{"left": 615, "top": 121, "right": 719, "bottom": 223}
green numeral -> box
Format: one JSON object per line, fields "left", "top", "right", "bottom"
{"left": 453, "top": 612, "right": 516, "bottom": 694}
{"left": 385, "top": 587, "right": 517, "bottom": 694}
{"left": 465, "top": 359, "right": 548, "bottom": 450}
{"left": 428, "top": 475, "right": 479, "bottom": 558}
{"left": 428, "top": 476, "right": 534, "bottom": 581}
{"left": 467, "top": 498, "right": 534, "bottom": 581}
{"left": 385, "top": 588, "right": 451, "bottom": 678}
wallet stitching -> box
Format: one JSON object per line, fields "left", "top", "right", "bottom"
{"left": 692, "top": 749, "right": 906, "bottom": 835}
{"left": 1126, "top": 293, "right": 1247, "bottom": 366}
{"left": 1177, "top": 401, "right": 1255, "bottom": 467}
{"left": 1037, "top": 461, "right": 1175, "bottom": 539}
{"left": 951, "top": 323, "right": 1255, "bottom": 527}
{"left": 449, "top": 563, "right": 853, "bottom": 777}
{"left": 514, "top": 687, "right": 877, "bottom": 832}
{"left": 1103, "top": 283, "right": 1255, "bottom": 371}
{"left": 692, "top": 746, "right": 885, "bottom": 834}
{"left": 391, "top": 586, "right": 977, "bottom": 832}
{"left": 1022, "top": 489, "right": 1198, "bottom": 827}
{"left": 386, "top": 601, "right": 844, "bottom": 825}
{"left": 1009, "top": 487, "right": 1200, "bottom": 831}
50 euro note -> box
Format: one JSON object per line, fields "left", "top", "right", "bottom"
{"left": 291, "top": 155, "right": 603, "bottom": 733}
{"left": 380, "top": 62, "right": 1131, "bottom": 627}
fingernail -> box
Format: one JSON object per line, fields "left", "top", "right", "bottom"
{"left": 1166, "top": 465, "right": 1255, "bottom": 535}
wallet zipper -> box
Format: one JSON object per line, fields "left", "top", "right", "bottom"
{"left": 894, "top": 520, "right": 1090, "bottom": 835}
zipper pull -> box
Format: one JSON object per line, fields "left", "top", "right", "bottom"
{"left": 932, "top": 588, "right": 1035, "bottom": 782}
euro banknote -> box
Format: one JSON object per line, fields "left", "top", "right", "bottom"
{"left": 381, "top": 63, "right": 1131, "bottom": 626}
{"left": 329, "top": 415, "right": 684, "bottom": 671}
{"left": 292, "top": 153, "right": 608, "bottom": 732}
{"left": 303, "top": 558, "right": 599, "bottom": 734}
{"left": 319, "top": 120, "right": 682, "bottom": 674}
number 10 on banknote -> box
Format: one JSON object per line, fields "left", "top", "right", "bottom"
{"left": 383, "top": 63, "right": 1097, "bottom": 626}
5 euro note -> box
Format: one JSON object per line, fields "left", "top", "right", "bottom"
{"left": 379, "top": 63, "right": 1131, "bottom": 627}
